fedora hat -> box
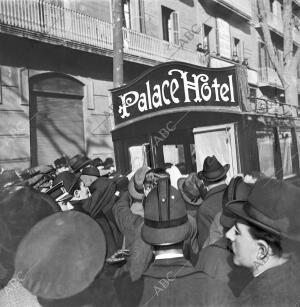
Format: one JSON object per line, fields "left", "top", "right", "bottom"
{"left": 225, "top": 178, "right": 300, "bottom": 241}
{"left": 198, "top": 156, "right": 230, "bottom": 182}
{"left": 142, "top": 177, "right": 190, "bottom": 246}
{"left": 91, "top": 157, "right": 104, "bottom": 168}
{"left": 15, "top": 211, "right": 106, "bottom": 300}
{"left": 81, "top": 166, "right": 100, "bottom": 177}
{"left": 220, "top": 176, "right": 253, "bottom": 229}
{"left": 128, "top": 165, "right": 149, "bottom": 200}
{"left": 69, "top": 154, "right": 92, "bottom": 173}
{"left": 177, "top": 173, "right": 205, "bottom": 206}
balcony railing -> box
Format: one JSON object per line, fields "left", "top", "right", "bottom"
{"left": 0, "top": 0, "right": 207, "bottom": 66}
{"left": 250, "top": 97, "right": 300, "bottom": 118}
{"left": 259, "top": 66, "right": 283, "bottom": 88}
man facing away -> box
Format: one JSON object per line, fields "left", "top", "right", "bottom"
{"left": 196, "top": 155, "right": 230, "bottom": 248}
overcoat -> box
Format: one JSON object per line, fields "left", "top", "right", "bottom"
{"left": 196, "top": 184, "right": 227, "bottom": 247}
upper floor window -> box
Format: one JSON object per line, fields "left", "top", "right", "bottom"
{"left": 203, "top": 24, "right": 212, "bottom": 52}
{"left": 123, "top": 0, "right": 131, "bottom": 29}
{"left": 232, "top": 37, "right": 241, "bottom": 62}
{"left": 161, "top": 6, "right": 179, "bottom": 45}
{"left": 269, "top": 0, "right": 275, "bottom": 13}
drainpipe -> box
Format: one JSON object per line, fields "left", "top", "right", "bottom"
{"left": 113, "top": 0, "right": 124, "bottom": 87}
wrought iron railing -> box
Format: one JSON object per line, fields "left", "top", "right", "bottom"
{"left": 250, "top": 97, "right": 300, "bottom": 118}
{"left": 0, "top": 0, "right": 207, "bottom": 66}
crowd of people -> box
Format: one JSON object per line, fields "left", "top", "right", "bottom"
{"left": 0, "top": 153, "right": 300, "bottom": 306}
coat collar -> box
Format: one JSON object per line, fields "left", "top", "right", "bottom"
{"left": 205, "top": 184, "right": 227, "bottom": 200}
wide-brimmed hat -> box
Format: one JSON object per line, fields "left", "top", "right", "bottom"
{"left": 142, "top": 178, "right": 190, "bottom": 246}
{"left": 225, "top": 178, "right": 300, "bottom": 241}
{"left": 69, "top": 154, "right": 92, "bottom": 173}
{"left": 198, "top": 156, "right": 230, "bottom": 182}
{"left": 15, "top": 211, "right": 106, "bottom": 300}
{"left": 128, "top": 165, "right": 149, "bottom": 200}
{"left": 0, "top": 186, "right": 59, "bottom": 285}
{"left": 177, "top": 173, "right": 205, "bottom": 206}
{"left": 220, "top": 176, "right": 253, "bottom": 229}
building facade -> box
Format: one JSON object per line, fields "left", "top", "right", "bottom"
{"left": 0, "top": 0, "right": 299, "bottom": 172}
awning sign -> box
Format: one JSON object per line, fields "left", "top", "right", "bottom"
{"left": 111, "top": 62, "right": 239, "bottom": 126}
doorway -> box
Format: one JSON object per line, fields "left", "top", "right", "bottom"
{"left": 30, "top": 74, "right": 85, "bottom": 166}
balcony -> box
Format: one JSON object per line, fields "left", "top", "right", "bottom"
{"left": 0, "top": 0, "right": 207, "bottom": 67}
{"left": 256, "top": 11, "right": 300, "bottom": 45}
{"left": 250, "top": 97, "right": 299, "bottom": 118}
{"left": 258, "top": 67, "right": 283, "bottom": 89}
{"left": 212, "top": 0, "right": 252, "bottom": 20}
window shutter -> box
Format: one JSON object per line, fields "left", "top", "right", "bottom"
{"left": 170, "top": 11, "right": 179, "bottom": 45}
{"left": 216, "top": 18, "right": 231, "bottom": 58}
{"left": 138, "top": 0, "right": 146, "bottom": 33}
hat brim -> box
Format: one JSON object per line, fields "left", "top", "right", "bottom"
{"left": 225, "top": 200, "right": 283, "bottom": 238}
{"left": 177, "top": 177, "right": 203, "bottom": 206}
{"left": 198, "top": 164, "right": 230, "bottom": 182}
{"left": 15, "top": 211, "right": 106, "bottom": 300}
{"left": 128, "top": 176, "right": 144, "bottom": 201}
{"left": 141, "top": 220, "right": 191, "bottom": 246}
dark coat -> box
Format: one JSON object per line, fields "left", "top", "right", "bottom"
{"left": 195, "top": 238, "right": 253, "bottom": 298}
{"left": 196, "top": 184, "right": 227, "bottom": 248}
{"left": 116, "top": 257, "right": 236, "bottom": 307}
{"left": 237, "top": 257, "right": 300, "bottom": 306}
{"left": 112, "top": 191, "right": 153, "bottom": 281}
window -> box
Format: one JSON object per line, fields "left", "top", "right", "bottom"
{"left": 296, "top": 130, "right": 300, "bottom": 167}
{"left": 249, "top": 87, "right": 257, "bottom": 110}
{"left": 269, "top": 0, "right": 275, "bottom": 13}
{"left": 203, "top": 24, "right": 212, "bottom": 52}
{"left": 258, "top": 42, "right": 272, "bottom": 68}
{"left": 233, "top": 37, "right": 241, "bottom": 62}
{"left": 256, "top": 129, "right": 276, "bottom": 177}
{"left": 123, "top": 0, "right": 131, "bottom": 28}
{"left": 163, "top": 144, "right": 185, "bottom": 166}
{"left": 278, "top": 128, "right": 295, "bottom": 178}
{"left": 161, "top": 6, "right": 179, "bottom": 45}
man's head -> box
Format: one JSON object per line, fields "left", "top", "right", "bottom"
{"left": 51, "top": 171, "right": 90, "bottom": 203}
{"left": 198, "top": 155, "right": 230, "bottom": 186}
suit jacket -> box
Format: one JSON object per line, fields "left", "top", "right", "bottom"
{"left": 196, "top": 184, "right": 227, "bottom": 248}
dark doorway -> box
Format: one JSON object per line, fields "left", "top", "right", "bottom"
{"left": 30, "top": 73, "right": 85, "bottom": 166}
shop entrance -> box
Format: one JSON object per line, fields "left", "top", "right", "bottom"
{"left": 193, "top": 123, "right": 240, "bottom": 180}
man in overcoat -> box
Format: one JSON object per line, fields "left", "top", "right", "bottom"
{"left": 196, "top": 155, "right": 229, "bottom": 248}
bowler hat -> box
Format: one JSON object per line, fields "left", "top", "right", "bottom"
{"left": 177, "top": 173, "right": 205, "bottom": 206}
{"left": 15, "top": 211, "right": 106, "bottom": 299}
{"left": 225, "top": 178, "right": 300, "bottom": 241}
{"left": 142, "top": 178, "right": 190, "bottom": 246}
{"left": 69, "top": 154, "right": 92, "bottom": 173}
{"left": 198, "top": 156, "right": 230, "bottom": 182}
{"left": 128, "top": 165, "right": 149, "bottom": 200}
{"left": 220, "top": 176, "right": 253, "bottom": 229}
